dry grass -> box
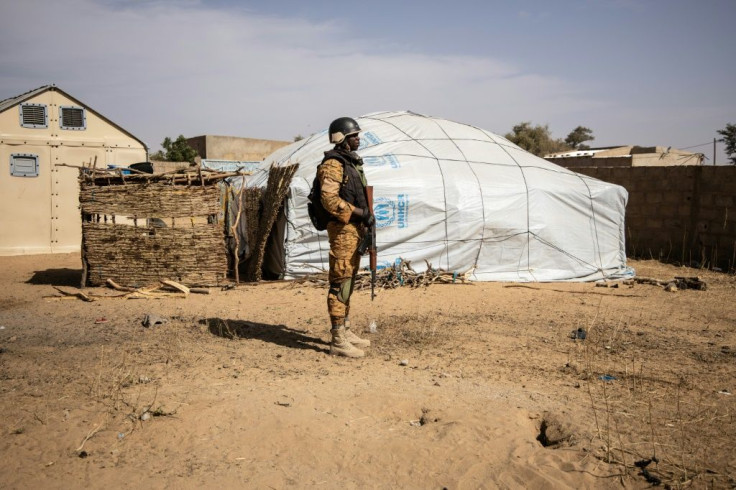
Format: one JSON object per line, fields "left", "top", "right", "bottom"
{"left": 371, "top": 313, "right": 452, "bottom": 356}
{"left": 342, "top": 300, "right": 736, "bottom": 488}
{"left": 572, "top": 305, "right": 735, "bottom": 488}
{"left": 73, "top": 320, "right": 194, "bottom": 452}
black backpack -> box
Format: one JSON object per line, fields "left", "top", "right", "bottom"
{"left": 307, "top": 169, "right": 333, "bottom": 231}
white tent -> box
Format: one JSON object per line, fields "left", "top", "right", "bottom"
{"left": 263, "top": 111, "right": 630, "bottom": 282}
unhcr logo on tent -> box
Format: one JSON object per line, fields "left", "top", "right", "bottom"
{"left": 397, "top": 194, "right": 409, "bottom": 228}
{"left": 360, "top": 131, "right": 382, "bottom": 147}
{"left": 363, "top": 154, "right": 400, "bottom": 168}
{"left": 374, "top": 197, "right": 395, "bottom": 228}
{"left": 374, "top": 195, "right": 410, "bottom": 229}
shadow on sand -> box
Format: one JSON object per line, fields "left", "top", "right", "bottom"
{"left": 204, "top": 318, "right": 328, "bottom": 353}
{"left": 26, "top": 268, "right": 83, "bottom": 287}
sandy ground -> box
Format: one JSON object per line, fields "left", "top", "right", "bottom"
{"left": 0, "top": 253, "right": 734, "bottom": 489}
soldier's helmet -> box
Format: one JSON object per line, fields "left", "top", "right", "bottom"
{"left": 329, "top": 117, "right": 361, "bottom": 144}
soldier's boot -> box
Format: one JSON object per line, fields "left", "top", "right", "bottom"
{"left": 330, "top": 327, "right": 365, "bottom": 358}
{"left": 344, "top": 319, "right": 370, "bottom": 348}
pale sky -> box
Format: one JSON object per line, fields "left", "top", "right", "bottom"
{"left": 1, "top": 0, "right": 734, "bottom": 163}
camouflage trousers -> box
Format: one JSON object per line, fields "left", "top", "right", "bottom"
{"left": 326, "top": 221, "right": 363, "bottom": 327}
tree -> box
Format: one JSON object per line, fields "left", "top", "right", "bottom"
{"left": 505, "top": 122, "right": 570, "bottom": 157}
{"left": 150, "top": 135, "right": 198, "bottom": 163}
{"left": 564, "top": 126, "right": 595, "bottom": 150}
{"left": 717, "top": 123, "right": 736, "bottom": 165}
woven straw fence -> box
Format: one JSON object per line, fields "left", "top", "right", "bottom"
{"left": 243, "top": 164, "right": 299, "bottom": 281}
{"left": 80, "top": 180, "right": 228, "bottom": 287}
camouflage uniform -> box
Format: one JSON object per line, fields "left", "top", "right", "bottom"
{"left": 318, "top": 158, "right": 367, "bottom": 328}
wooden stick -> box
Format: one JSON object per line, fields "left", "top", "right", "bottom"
{"left": 53, "top": 287, "right": 94, "bottom": 302}
{"left": 126, "top": 291, "right": 186, "bottom": 299}
{"left": 633, "top": 277, "right": 667, "bottom": 286}
{"left": 76, "top": 423, "right": 103, "bottom": 452}
{"left": 106, "top": 278, "right": 137, "bottom": 292}
{"left": 161, "top": 279, "right": 190, "bottom": 295}
{"left": 503, "top": 284, "right": 643, "bottom": 297}
{"left": 80, "top": 232, "right": 88, "bottom": 288}
{"left": 230, "top": 186, "right": 244, "bottom": 284}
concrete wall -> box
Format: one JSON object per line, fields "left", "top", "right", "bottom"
{"left": 631, "top": 152, "right": 704, "bottom": 166}
{"left": 552, "top": 156, "right": 633, "bottom": 168}
{"left": 549, "top": 152, "right": 703, "bottom": 169}
{"left": 187, "top": 135, "right": 290, "bottom": 161}
{"left": 573, "top": 166, "right": 736, "bottom": 271}
{"left": 547, "top": 145, "right": 704, "bottom": 169}
{"left": 149, "top": 160, "right": 192, "bottom": 173}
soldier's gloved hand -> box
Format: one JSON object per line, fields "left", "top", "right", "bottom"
{"left": 351, "top": 207, "right": 365, "bottom": 222}
{"left": 361, "top": 210, "right": 374, "bottom": 227}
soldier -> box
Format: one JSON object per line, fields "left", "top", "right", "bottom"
{"left": 317, "top": 117, "right": 374, "bottom": 358}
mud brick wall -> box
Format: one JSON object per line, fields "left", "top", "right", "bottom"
{"left": 573, "top": 166, "right": 736, "bottom": 271}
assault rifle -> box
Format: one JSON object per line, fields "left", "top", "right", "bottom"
{"left": 357, "top": 186, "right": 377, "bottom": 300}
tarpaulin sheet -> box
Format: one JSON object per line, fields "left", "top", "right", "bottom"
{"left": 266, "top": 111, "right": 630, "bottom": 282}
